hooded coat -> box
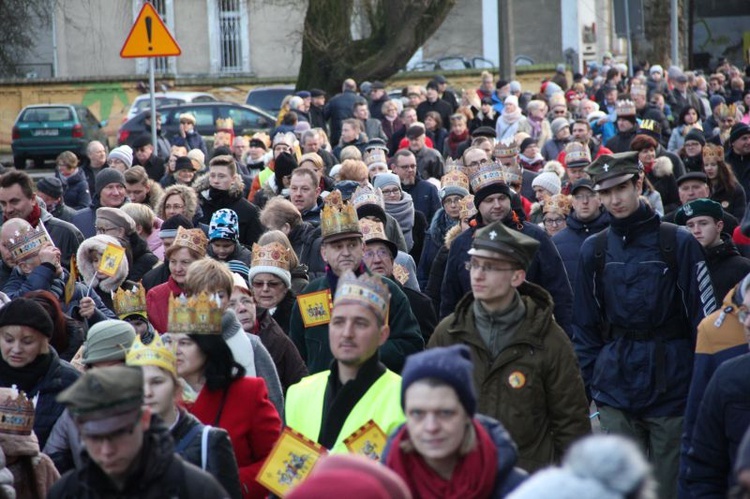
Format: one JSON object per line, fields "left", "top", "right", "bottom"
{"left": 59, "top": 168, "right": 92, "bottom": 210}
{"left": 647, "top": 156, "right": 680, "bottom": 215}
{"left": 429, "top": 282, "right": 591, "bottom": 472}
{"left": 76, "top": 235, "right": 130, "bottom": 311}
{"left": 193, "top": 174, "right": 263, "bottom": 247}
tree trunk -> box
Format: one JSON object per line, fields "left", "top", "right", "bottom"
{"left": 297, "top": 0, "right": 457, "bottom": 94}
{"left": 632, "top": 0, "right": 688, "bottom": 68}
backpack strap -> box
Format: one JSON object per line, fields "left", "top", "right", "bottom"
{"left": 593, "top": 227, "right": 610, "bottom": 277}
{"left": 201, "top": 425, "right": 212, "bottom": 471}
{"left": 174, "top": 425, "right": 202, "bottom": 455}
{"left": 658, "top": 222, "right": 679, "bottom": 272}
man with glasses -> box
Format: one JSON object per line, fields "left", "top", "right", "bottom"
{"left": 391, "top": 149, "right": 440, "bottom": 225}
{"left": 429, "top": 218, "right": 590, "bottom": 472}
{"left": 289, "top": 191, "right": 423, "bottom": 374}
{"left": 49, "top": 365, "right": 229, "bottom": 498}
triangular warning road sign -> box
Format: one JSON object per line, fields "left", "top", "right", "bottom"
{"left": 120, "top": 3, "right": 181, "bottom": 58}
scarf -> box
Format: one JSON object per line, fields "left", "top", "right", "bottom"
{"left": 447, "top": 129, "right": 469, "bottom": 157}
{"left": 0, "top": 353, "right": 52, "bottom": 394}
{"left": 12, "top": 203, "right": 43, "bottom": 227}
{"left": 518, "top": 153, "right": 545, "bottom": 172}
{"left": 528, "top": 115, "right": 543, "bottom": 138}
{"left": 386, "top": 419, "right": 498, "bottom": 499}
{"left": 501, "top": 106, "right": 523, "bottom": 124}
{"left": 428, "top": 209, "right": 458, "bottom": 246}
{"left": 384, "top": 192, "right": 415, "bottom": 251}
{"left": 473, "top": 291, "right": 526, "bottom": 359}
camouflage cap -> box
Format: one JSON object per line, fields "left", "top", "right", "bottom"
{"left": 585, "top": 151, "right": 641, "bottom": 191}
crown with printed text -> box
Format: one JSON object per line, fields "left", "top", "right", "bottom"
{"left": 168, "top": 292, "right": 223, "bottom": 335}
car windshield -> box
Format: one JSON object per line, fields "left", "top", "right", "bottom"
{"left": 246, "top": 90, "right": 291, "bottom": 113}
{"left": 134, "top": 97, "right": 183, "bottom": 114}
{"left": 22, "top": 107, "right": 72, "bottom": 122}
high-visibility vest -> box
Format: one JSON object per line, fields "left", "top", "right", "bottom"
{"left": 285, "top": 368, "right": 405, "bottom": 453}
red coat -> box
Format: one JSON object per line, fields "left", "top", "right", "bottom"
{"left": 146, "top": 276, "right": 184, "bottom": 334}
{"left": 186, "top": 377, "right": 282, "bottom": 499}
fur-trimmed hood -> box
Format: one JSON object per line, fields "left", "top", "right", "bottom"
{"left": 651, "top": 156, "right": 673, "bottom": 178}
{"left": 193, "top": 172, "right": 245, "bottom": 200}
{"left": 76, "top": 235, "right": 129, "bottom": 292}
{"left": 444, "top": 224, "right": 464, "bottom": 249}
{"left": 155, "top": 183, "right": 199, "bottom": 221}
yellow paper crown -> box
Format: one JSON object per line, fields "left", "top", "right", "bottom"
{"left": 215, "top": 117, "right": 234, "bottom": 132}
{"left": 616, "top": 100, "right": 636, "bottom": 116}
{"left": 459, "top": 195, "right": 478, "bottom": 220}
{"left": 441, "top": 169, "right": 470, "bottom": 191}
{"left": 113, "top": 284, "right": 147, "bottom": 320}
{"left": 543, "top": 194, "right": 573, "bottom": 216}
{"left": 469, "top": 162, "right": 508, "bottom": 193}
{"left": 565, "top": 142, "right": 592, "bottom": 165}
{"left": 172, "top": 226, "right": 208, "bottom": 257}
{"left": 334, "top": 270, "right": 390, "bottom": 322}
{"left": 168, "top": 292, "right": 223, "bottom": 335}
{"left": 0, "top": 389, "right": 34, "bottom": 435}
{"left": 321, "top": 190, "right": 361, "bottom": 240}
{"left": 716, "top": 103, "right": 737, "bottom": 120}
{"left": 352, "top": 184, "right": 384, "bottom": 209}
{"left": 444, "top": 157, "right": 463, "bottom": 173}
{"left": 702, "top": 144, "right": 724, "bottom": 164}
{"left": 364, "top": 149, "right": 387, "bottom": 167}
{"left": 8, "top": 225, "right": 51, "bottom": 262}
{"left": 126, "top": 334, "right": 177, "bottom": 377}
{"left": 359, "top": 218, "right": 388, "bottom": 244}
{"left": 251, "top": 242, "right": 291, "bottom": 271}
{"left": 493, "top": 139, "right": 519, "bottom": 158}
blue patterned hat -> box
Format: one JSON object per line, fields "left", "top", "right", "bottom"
{"left": 208, "top": 209, "right": 239, "bottom": 242}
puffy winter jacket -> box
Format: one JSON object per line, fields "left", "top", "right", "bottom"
{"left": 59, "top": 169, "right": 91, "bottom": 210}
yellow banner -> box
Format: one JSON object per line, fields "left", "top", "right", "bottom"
{"left": 98, "top": 243, "right": 125, "bottom": 278}
{"left": 64, "top": 256, "right": 78, "bottom": 305}
{"left": 296, "top": 289, "right": 332, "bottom": 328}
{"left": 256, "top": 427, "right": 326, "bottom": 497}
{"left": 343, "top": 420, "right": 387, "bottom": 461}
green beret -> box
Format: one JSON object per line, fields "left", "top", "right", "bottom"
{"left": 585, "top": 151, "right": 641, "bottom": 191}
{"left": 469, "top": 220, "right": 540, "bottom": 271}
{"left": 674, "top": 198, "right": 724, "bottom": 225}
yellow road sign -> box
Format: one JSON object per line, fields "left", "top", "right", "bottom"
{"left": 120, "top": 2, "right": 181, "bottom": 58}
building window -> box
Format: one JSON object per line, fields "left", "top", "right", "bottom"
{"left": 208, "top": 0, "right": 250, "bottom": 74}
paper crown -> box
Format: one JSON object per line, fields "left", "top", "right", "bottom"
{"left": 113, "top": 284, "right": 147, "bottom": 320}
{"left": 273, "top": 131, "right": 296, "bottom": 148}
{"left": 334, "top": 270, "right": 390, "bottom": 322}
{"left": 351, "top": 184, "right": 384, "bottom": 209}
{"left": 215, "top": 117, "right": 234, "bottom": 132}
{"left": 638, "top": 119, "right": 662, "bottom": 135}
{"left": 441, "top": 169, "right": 470, "bottom": 191}
{"left": 543, "top": 194, "right": 573, "bottom": 216}
{"left": 364, "top": 149, "right": 387, "bottom": 167}
{"left": 444, "top": 157, "right": 464, "bottom": 173}
{"left": 126, "top": 334, "right": 177, "bottom": 377}
{"left": 7, "top": 225, "right": 52, "bottom": 262}
{"left": 392, "top": 263, "right": 409, "bottom": 285}
{"left": 565, "top": 142, "right": 592, "bottom": 166}
{"left": 629, "top": 83, "right": 647, "bottom": 97}
{"left": 251, "top": 242, "right": 291, "bottom": 271}
{"left": 716, "top": 103, "right": 737, "bottom": 120}
{"left": 616, "top": 100, "right": 636, "bottom": 116}
{"left": 168, "top": 292, "right": 223, "bottom": 335}
{"left": 0, "top": 389, "right": 35, "bottom": 435}
{"left": 702, "top": 144, "right": 724, "bottom": 164}
{"left": 359, "top": 218, "right": 388, "bottom": 244}
{"left": 459, "top": 195, "right": 478, "bottom": 220}
{"left": 321, "top": 190, "right": 361, "bottom": 240}
{"left": 493, "top": 139, "right": 519, "bottom": 158}
{"left": 172, "top": 226, "right": 208, "bottom": 257}
{"left": 469, "top": 162, "right": 508, "bottom": 193}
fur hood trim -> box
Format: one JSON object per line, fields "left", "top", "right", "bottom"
{"left": 76, "top": 235, "right": 129, "bottom": 292}
{"left": 444, "top": 224, "right": 464, "bottom": 249}
{"left": 652, "top": 156, "right": 673, "bottom": 178}
{"left": 193, "top": 172, "right": 245, "bottom": 199}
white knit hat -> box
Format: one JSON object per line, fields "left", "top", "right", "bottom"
{"left": 532, "top": 171, "right": 561, "bottom": 195}
{"left": 108, "top": 145, "right": 133, "bottom": 168}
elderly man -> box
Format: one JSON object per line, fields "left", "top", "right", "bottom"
{"left": 289, "top": 190, "right": 423, "bottom": 374}
{"left": 324, "top": 78, "right": 359, "bottom": 145}
{"left": 662, "top": 172, "right": 738, "bottom": 234}
{"left": 82, "top": 140, "right": 108, "bottom": 194}
{"left": 353, "top": 99, "right": 387, "bottom": 143}
{"left": 301, "top": 129, "right": 336, "bottom": 170}
{"left": 406, "top": 125, "right": 444, "bottom": 182}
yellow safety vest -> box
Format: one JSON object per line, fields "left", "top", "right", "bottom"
{"left": 285, "top": 368, "right": 405, "bottom": 453}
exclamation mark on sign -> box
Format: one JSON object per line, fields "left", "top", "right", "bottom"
{"left": 145, "top": 16, "right": 153, "bottom": 51}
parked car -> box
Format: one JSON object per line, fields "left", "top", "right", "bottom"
{"left": 245, "top": 85, "right": 294, "bottom": 117}
{"left": 118, "top": 101, "right": 276, "bottom": 146}
{"left": 11, "top": 104, "right": 107, "bottom": 169}
{"left": 125, "top": 91, "right": 217, "bottom": 122}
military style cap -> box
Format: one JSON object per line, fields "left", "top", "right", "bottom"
{"left": 57, "top": 365, "right": 143, "bottom": 436}
{"left": 676, "top": 171, "right": 708, "bottom": 187}
{"left": 674, "top": 198, "right": 723, "bottom": 225}
{"left": 571, "top": 178, "right": 595, "bottom": 194}
{"left": 585, "top": 151, "right": 640, "bottom": 191}
{"left": 468, "top": 220, "right": 540, "bottom": 270}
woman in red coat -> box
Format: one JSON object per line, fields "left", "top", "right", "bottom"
{"left": 175, "top": 332, "right": 282, "bottom": 499}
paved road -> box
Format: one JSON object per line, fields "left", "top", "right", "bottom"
{"left": 0, "top": 154, "right": 57, "bottom": 180}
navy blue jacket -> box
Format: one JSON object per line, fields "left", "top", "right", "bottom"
{"left": 551, "top": 208, "right": 610, "bottom": 297}
{"left": 685, "top": 353, "right": 750, "bottom": 497}
{"left": 572, "top": 203, "right": 716, "bottom": 417}
{"left": 58, "top": 169, "right": 91, "bottom": 210}
{"left": 402, "top": 178, "right": 441, "bottom": 233}
{"left": 418, "top": 208, "right": 458, "bottom": 289}
{"left": 323, "top": 89, "right": 358, "bottom": 145}
{"left": 439, "top": 219, "right": 573, "bottom": 333}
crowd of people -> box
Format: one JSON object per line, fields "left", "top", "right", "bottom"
{"left": 0, "top": 53, "right": 749, "bottom": 498}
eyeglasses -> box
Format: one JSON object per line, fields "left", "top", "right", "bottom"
{"left": 396, "top": 163, "right": 417, "bottom": 170}
{"left": 465, "top": 261, "right": 518, "bottom": 273}
{"left": 95, "top": 225, "right": 118, "bottom": 234}
{"left": 444, "top": 197, "right": 461, "bottom": 205}
{"left": 543, "top": 218, "right": 565, "bottom": 227}
{"left": 381, "top": 188, "right": 401, "bottom": 197}
{"left": 252, "top": 280, "right": 284, "bottom": 290}
{"left": 573, "top": 193, "right": 595, "bottom": 201}
{"left": 466, "top": 158, "right": 489, "bottom": 168}
{"left": 363, "top": 248, "right": 391, "bottom": 260}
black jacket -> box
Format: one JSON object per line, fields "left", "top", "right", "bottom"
{"left": 401, "top": 282, "right": 437, "bottom": 341}
{"left": 704, "top": 234, "right": 750, "bottom": 302}
{"left": 48, "top": 417, "right": 229, "bottom": 499}
{"left": 605, "top": 129, "right": 637, "bottom": 153}
{"left": 141, "top": 262, "right": 170, "bottom": 291}
{"left": 194, "top": 174, "right": 263, "bottom": 247}
{"left": 172, "top": 409, "right": 241, "bottom": 499}
{"left": 135, "top": 154, "right": 166, "bottom": 182}
{"left": 127, "top": 232, "right": 159, "bottom": 282}
{"left": 323, "top": 90, "right": 358, "bottom": 145}
{"left": 726, "top": 148, "right": 750, "bottom": 197}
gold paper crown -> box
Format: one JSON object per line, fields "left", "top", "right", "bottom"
{"left": 113, "top": 284, "right": 147, "bottom": 320}
{"left": 702, "top": 144, "right": 724, "bottom": 164}
{"left": 0, "top": 390, "right": 34, "bottom": 435}
{"left": 469, "top": 162, "right": 508, "bottom": 193}
{"left": 352, "top": 184, "right": 384, "bottom": 209}
{"left": 441, "top": 169, "right": 470, "bottom": 191}
{"left": 392, "top": 263, "right": 409, "bottom": 285}
{"left": 716, "top": 103, "right": 737, "bottom": 120}
{"left": 334, "top": 270, "right": 390, "bottom": 322}
{"left": 616, "top": 100, "right": 636, "bottom": 116}
{"left": 321, "top": 190, "right": 361, "bottom": 240}
{"left": 363, "top": 149, "right": 387, "bottom": 167}
{"left": 359, "top": 218, "right": 388, "bottom": 244}
{"left": 8, "top": 225, "right": 51, "bottom": 262}
{"left": 126, "top": 334, "right": 177, "bottom": 377}
{"left": 638, "top": 119, "right": 661, "bottom": 134}
{"left": 172, "top": 226, "right": 208, "bottom": 257}
{"left": 459, "top": 195, "right": 478, "bottom": 220}
{"left": 273, "top": 131, "right": 296, "bottom": 148}
{"left": 629, "top": 83, "right": 647, "bottom": 97}
{"left": 565, "top": 142, "right": 592, "bottom": 166}
{"left": 251, "top": 242, "right": 291, "bottom": 271}
{"left": 215, "top": 117, "right": 234, "bottom": 132}
{"left": 168, "top": 292, "right": 223, "bottom": 335}
{"left": 493, "top": 139, "right": 519, "bottom": 158}
{"left": 445, "top": 157, "right": 464, "bottom": 173}
{"left": 543, "top": 194, "right": 573, "bottom": 216}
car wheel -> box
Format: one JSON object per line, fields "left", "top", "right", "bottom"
{"left": 13, "top": 155, "right": 26, "bottom": 169}
{"left": 33, "top": 157, "right": 45, "bottom": 169}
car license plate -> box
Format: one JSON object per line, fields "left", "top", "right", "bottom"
{"left": 32, "top": 129, "right": 59, "bottom": 136}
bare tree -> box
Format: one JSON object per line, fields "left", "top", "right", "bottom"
{"left": 0, "top": 0, "right": 52, "bottom": 77}
{"left": 631, "top": 0, "right": 688, "bottom": 68}
{"left": 296, "top": 0, "right": 456, "bottom": 93}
